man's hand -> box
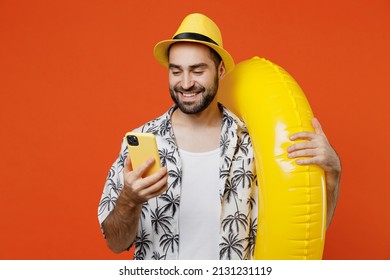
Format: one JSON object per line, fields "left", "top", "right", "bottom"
{"left": 287, "top": 118, "right": 341, "bottom": 173}
{"left": 122, "top": 156, "right": 169, "bottom": 208}
{"left": 102, "top": 156, "right": 168, "bottom": 254}
{"left": 287, "top": 118, "right": 341, "bottom": 228}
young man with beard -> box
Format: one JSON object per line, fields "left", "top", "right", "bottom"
{"left": 98, "top": 13, "right": 341, "bottom": 260}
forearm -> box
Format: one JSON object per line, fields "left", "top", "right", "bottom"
{"left": 102, "top": 194, "right": 142, "bottom": 254}
{"left": 101, "top": 156, "right": 168, "bottom": 253}
{"left": 325, "top": 170, "right": 341, "bottom": 229}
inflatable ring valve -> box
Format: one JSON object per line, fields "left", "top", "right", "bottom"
{"left": 218, "top": 57, "right": 326, "bottom": 260}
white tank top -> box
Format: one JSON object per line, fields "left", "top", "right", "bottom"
{"left": 178, "top": 148, "right": 221, "bottom": 260}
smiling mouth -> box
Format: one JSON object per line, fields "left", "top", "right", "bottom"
{"left": 182, "top": 92, "right": 197, "bottom": 97}
{"left": 174, "top": 84, "right": 205, "bottom": 100}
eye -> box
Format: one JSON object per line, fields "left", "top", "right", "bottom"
{"left": 170, "top": 70, "right": 181, "bottom": 76}
{"left": 193, "top": 71, "right": 204, "bottom": 75}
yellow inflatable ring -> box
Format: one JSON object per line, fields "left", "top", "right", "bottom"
{"left": 219, "top": 57, "right": 326, "bottom": 259}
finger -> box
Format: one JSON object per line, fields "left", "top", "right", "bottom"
{"left": 288, "top": 148, "right": 317, "bottom": 159}
{"left": 295, "top": 158, "right": 318, "bottom": 165}
{"left": 312, "top": 117, "right": 325, "bottom": 136}
{"left": 124, "top": 154, "right": 133, "bottom": 173}
{"left": 125, "top": 165, "right": 166, "bottom": 194}
{"left": 139, "top": 173, "right": 169, "bottom": 200}
{"left": 132, "top": 158, "right": 157, "bottom": 179}
{"left": 147, "top": 184, "right": 168, "bottom": 199}
{"left": 287, "top": 141, "right": 317, "bottom": 153}
{"left": 290, "top": 131, "right": 317, "bottom": 141}
{"left": 141, "top": 166, "right": 168, "bottom": 187}
{"left": 148, "top": 174, "right": 169, "bottom": 196}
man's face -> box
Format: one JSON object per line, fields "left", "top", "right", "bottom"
{"left": 168, "top": 42, "right": 223, "bottom": 115}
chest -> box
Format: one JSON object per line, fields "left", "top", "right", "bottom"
{"left": 173, "top": 125, "right": 221, "bottom": 152}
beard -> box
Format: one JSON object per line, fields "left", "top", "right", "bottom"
{"left": 169, "top": 75, "right": 219, "bottom": 115}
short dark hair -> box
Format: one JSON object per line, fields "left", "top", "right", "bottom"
{"left": 167, "top": 43, "right": 222, "bottom": 69}
{"left": 208, "top": 47, "right": 222, "bottom": 69}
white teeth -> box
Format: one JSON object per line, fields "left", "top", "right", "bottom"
{"left": 183, "top": 93, "right": 196, "bottom": 97}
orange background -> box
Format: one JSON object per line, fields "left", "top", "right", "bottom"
{"left": 1, "top": 0, "right": 389, "bottom": 260}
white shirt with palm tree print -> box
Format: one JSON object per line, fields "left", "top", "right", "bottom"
{"left": 98, "top": 103, "right": 258, "bottom": 260}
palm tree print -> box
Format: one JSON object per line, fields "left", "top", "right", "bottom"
{"left": 117, "top": 151, "right": 127, "bottom": 171}
{"left": 244, "top": 218, "right": 257, "bottom": 259}
{"left": 222, "top": 211, "right": 248, "bottom": 232}
{"left": 220, "top": 232, "right": 244, "bottom": 260}
{"left": 220, "top": 133, "right": 230, "bottom": 157}
{"left": 135, "top": 229, "right": 153, "bottom": 257}
{"left": 220, "top": 166, "right": 230, "bottom": 180}
{"left": 222, "top": 180, "right": 238, "bottom": 205}
{"left": 160, "top": 191, "right": 180, "bottom": 216}
{"left": 159, "top": 148, "right": 176, "bottom": 166}
{"left": 247, "top": 194, "right": 256, "bottom": 211}
{"left": 236, "top": 134, "right": 250, "bottom": 155}
{"left": 142, "top": 122, "right": 159, "bottom": 134}
{"left": 168, "top": 168, "right": 182, "bottom": 190}
{"left": 151, "top": 206, "right": 172, "bottom": 235}
{"left": 160, "top": 233, "right": 179, "bottom": 256}
{"left": 221, "top": 109, "right": 234, "bottom": 128}
{"left": 98, "top": 189, "right": 117, "bottom": 216}
{"left": 151, "top": 251, "right": 166, "bottom": 260}
{"left": 106, "top": 166, "right": 116, "bottom": 181}
{"left": 133, "top": 250, "right": 145, "bottom": 260}
{"left": 105, "top": 177, "right": 120, "bottom": 196}
{"left": 140, "top": 203, "right": 149, "bottom": 220}
{"left": 232, "top": 161, "right": 255, "bottom": 190}
{"left": 156, "top": 118, "right": 171, "bottom": 137}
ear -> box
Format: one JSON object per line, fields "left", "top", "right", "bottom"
{"left": 218, "top": 61, "right": 226, "bottom": 79}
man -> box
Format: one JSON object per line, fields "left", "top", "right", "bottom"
{"left": 98, "top": 13, "right": 341, "bottom": 260}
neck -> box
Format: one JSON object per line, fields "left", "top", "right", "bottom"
{"left": 172, "top": 101, "right": 222, "bottom": 129}
{"left": 170, "top": 100, "right": 223, "bottom": 153}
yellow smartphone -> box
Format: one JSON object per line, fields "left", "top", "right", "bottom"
{"left": 125, "top": 132, "right": 161, "bottom": 177}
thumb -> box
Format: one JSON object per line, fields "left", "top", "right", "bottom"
{"left": 312, "top": 117, "right": 325, "bottom": 136}
{"left": 124, "top": 154, "right": 133, "bottom": 173}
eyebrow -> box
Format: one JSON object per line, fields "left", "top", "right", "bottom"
{"left": 169, "top": 63, "right": 209, "bottom": 70}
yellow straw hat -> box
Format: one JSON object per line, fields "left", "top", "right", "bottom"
{"left": 154, "top": 13, "right": 235, "bottom": 73}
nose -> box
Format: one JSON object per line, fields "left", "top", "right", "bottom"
{"left": 181, "top": 72, "right": 194, "bottom": 90}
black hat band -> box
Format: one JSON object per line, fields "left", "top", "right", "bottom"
{"left": 173, "top": 32, "right": 219, "bottom": 46}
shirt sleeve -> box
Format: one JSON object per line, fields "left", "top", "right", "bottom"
{"left": 97, "top": 138, "right": 128, "bottom": 232}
